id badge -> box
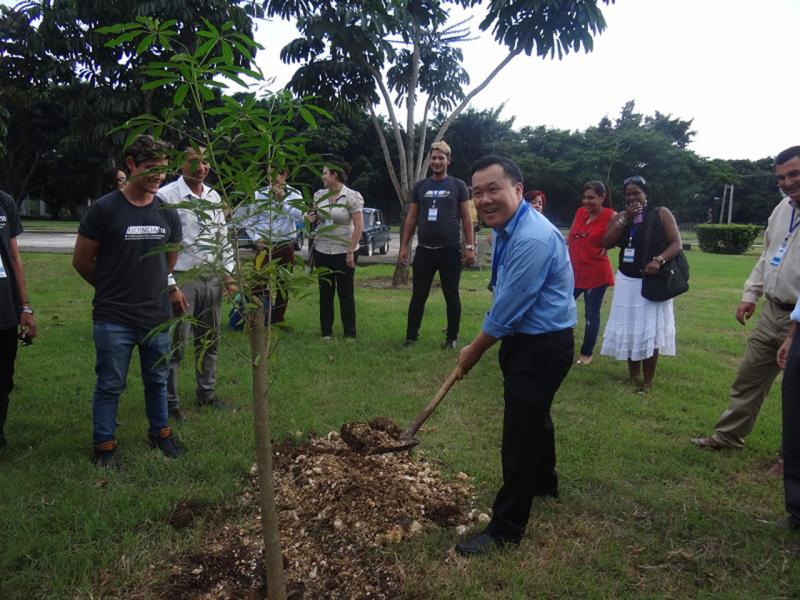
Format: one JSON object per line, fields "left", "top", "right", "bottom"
{"left": 427, "top": 207, "right": 439, "bottom": 222}
{"left": 0, "top": 254, "right": 6, "bottom": 278}
{"left": 622, "top": 247, "right": 635, "bottom": 264}
{"left": 771, "top": 241, "right": 788, "bottom": 267}
{"left": 323, "top": 219, "right": 334, "bottom": 227}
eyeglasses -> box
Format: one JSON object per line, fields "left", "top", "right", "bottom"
{"left": 623, "top": 176, "right": 647, "bottom": 186}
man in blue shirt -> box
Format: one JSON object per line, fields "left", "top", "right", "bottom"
{"left": 455, "top": 154, "right": 576, "bottom": 555}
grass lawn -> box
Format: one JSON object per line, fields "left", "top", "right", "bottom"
{"left": 1, "top": 250, "right": 799, "bottom": 599}
{"left": 21, "top": 219, "right": 79, "bottom": 233}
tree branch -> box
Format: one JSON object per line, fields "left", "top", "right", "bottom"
{"left": 415, "top": 95, "right": 433, "bottom": 181}
{"left": 430, "top": 48, "right": 521, "bottom": 147}
{"left": 405, "top": 21, "right": 421, "bottom": 195}
{"left": 367, "top": 104, "right": 404, "bottom": 207}
{"left": 367, "top": 64, "right": 408, "bottom": 193}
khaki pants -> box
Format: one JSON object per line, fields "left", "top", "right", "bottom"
{"left": 167, "top": 276, "right": 222, "bottom": 409}
{"left": 713, "top": 300, "right": 792, "bottom": 448}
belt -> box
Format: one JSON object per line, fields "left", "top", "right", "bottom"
{"left": 503, "top": 328, "right": 573, "bottom": 341}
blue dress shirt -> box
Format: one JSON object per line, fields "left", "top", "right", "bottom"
{"left": 483, "top": 201, "right": 576, "bottom": 338}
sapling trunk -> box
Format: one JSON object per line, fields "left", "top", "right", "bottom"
{"left": 247, "top": 303, "right": 286, "bottom": 600}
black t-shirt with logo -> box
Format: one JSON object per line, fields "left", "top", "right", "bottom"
{"left": 79, "top": 191, "right": 182, "bottom": 329}
{"left": 412, "top": 175, "right": 468, "bottom": 247}
{"left": 0, "top": 190, "right": 23, "bottom": 330}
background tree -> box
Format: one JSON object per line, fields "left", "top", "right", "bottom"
{"left": 265, "top": 0, "right": 614, "bottom": 282}
{"left": 0, "top": 0, "right": 257, "bottom": 214}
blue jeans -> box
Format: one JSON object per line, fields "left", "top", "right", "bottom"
{"left": 92, "top": 321, "right": 170, "bottom": 444}
{"left": 573, "top": 285, "right": 608, "bottom": 357}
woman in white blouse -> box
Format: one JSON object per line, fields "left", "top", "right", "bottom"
{"left": 310, "top": 158, "right": 364, "bottom": 339}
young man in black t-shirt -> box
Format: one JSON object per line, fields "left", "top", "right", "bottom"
{"left": 0, "top": 189, "right": 37, "bottom": 454}
{"left": 73, "top": 135, "right": 183, "bottom": 466}
{"left": 398, "top": 141, "right": 475, "bottom": 349}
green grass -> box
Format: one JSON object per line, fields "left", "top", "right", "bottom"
{"left": 2, "top": 251, "right": 799, "bottom": 598}
{"left": 21, "top": 219, "right": 79, "bottom": 233}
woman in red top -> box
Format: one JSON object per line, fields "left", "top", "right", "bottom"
{"left": 568, "top": 181, "right": 615, "bottom": 365}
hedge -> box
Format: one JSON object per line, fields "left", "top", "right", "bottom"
{"left": 696, "top": 224, "right": 762, "bottom": 255}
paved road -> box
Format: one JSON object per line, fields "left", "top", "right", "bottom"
{"left": 16, "top": 230, "right": 407, "bottom": 265}
{"left": 17, "top": 230, "right": 493, "bottom": 270}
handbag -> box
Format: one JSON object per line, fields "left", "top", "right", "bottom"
{"left": 640, "top": 208, "right": 690, "bottom": 302}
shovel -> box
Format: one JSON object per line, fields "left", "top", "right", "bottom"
{"left": 357, "top": 366, "right": 461, "bottom": 455}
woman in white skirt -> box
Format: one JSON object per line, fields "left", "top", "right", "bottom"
{"left": 600, "top": 176, "right": 682, "bottom": 392}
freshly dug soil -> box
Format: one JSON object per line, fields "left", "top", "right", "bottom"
{"left": 340, "top": 417, "right": 414, "bottom": 454}
{"left": 158, "top": 431, "right": 484, "bottom": 599}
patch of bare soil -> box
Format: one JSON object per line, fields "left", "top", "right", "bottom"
{"left": 357, "top": 278, "right": 410, "bottom": 290}
{"left": 158, "top": 432, "right": 482, "bottom": 599}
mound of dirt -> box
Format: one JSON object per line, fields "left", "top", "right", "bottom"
{"left": 160, "top": 431, "right": 485, "bottom": 599}
{"left": 340, "top": 417, "right": 413, "bottom": 454}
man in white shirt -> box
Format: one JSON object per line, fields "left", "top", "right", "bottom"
{"left": 242, "top": 170, "right": 304, "bottom": 325}
{"left": 158, "top": 142, "right": 235, "bottom": 419}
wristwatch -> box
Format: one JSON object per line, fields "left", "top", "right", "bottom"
{"left": 20, "top": 305, "right": 34, "bottom": 315}
{"left": 464, "top": 244, "right": 476, "bottom": 251}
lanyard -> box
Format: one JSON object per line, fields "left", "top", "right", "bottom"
{"left": 489, "top": 203, "right": 529, "bottom": 290}
{"left": 786, "top": 208, "right": 800, "bottom": 241}
{"left": 627, "top": 214, "right": 644, "bottom": 247}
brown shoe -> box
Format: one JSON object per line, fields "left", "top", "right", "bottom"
{"left": 691, "top": 436, "right": 723, "bottom": 450}
{"left": 767, "top": 458, "right": 784, "bottom": 478}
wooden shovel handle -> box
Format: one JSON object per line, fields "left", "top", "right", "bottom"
{"left": 403, "top": 367, "right": 461, "bottom": 440}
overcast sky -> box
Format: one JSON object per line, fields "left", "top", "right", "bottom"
{"left": 4, "top": 0, "right": 795, "bottom": 160}
{"left": 252, "top": 0, "right": 799, "bottom": 161}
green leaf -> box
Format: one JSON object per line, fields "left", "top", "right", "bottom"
{"left": 104, "top": 30, "right": 144, "bottom": 47}
{"left": 96, "top": 22, "right": 136, "bottom": 34}
{"left": 194, "top": 37, "right": 216, "bottom": 58}
{"left": 221, "top": 41, "right": 234, "bottom": 65}
{"left": 230, "top": 41, "right": 253, "bottom": 61}
{"left": 298, "top": 107, "right": 317, "bottom": 128}
{"left": 135, "top": 34, "right": 155, "bottom": 56}
{"left": 141, "top": 78, "right": 177, "bottom": 90}
{"left": 200, "top": 18, "right": 219, "bottom": 37}
{"left": 173, "top": 84, "right": 189, "bottom": 107}
{"left": 199, "top": 85, "right": 215, "bottom": 101}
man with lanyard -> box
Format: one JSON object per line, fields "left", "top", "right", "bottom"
{"left": 693, "top": 146, "right": 800, "bottom": 463}
{"left": 399, "top": 141, "right": 475, "bottom": 349}
{"left": 73, "top": 134, "right": 183, "bottom": 466}
{"left": 159, "top": 141, "right": 236, "bottom": 420}
{"left": 0, "top": 189, "right": 37, "bottom": 454}
{"left": 245, "top": 169, "right": 303, "bottom": 326}
{"left": 777, "top": 146, "right": 800, "bottom": 528}
{"left": 454, "top": 154, "right": 575, "bottom": 555}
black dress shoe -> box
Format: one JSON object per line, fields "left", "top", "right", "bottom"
{"left": 456, "top": 533, "right": 498, "bottom": 556}
{"left": 455, "top": 532, "right": 518, "bottom": 556}
{"left": 773, "top": 517, "right": 800, "bottom": 531}
{"left": 533, "top": 483, "right": 559, "bottom": 499}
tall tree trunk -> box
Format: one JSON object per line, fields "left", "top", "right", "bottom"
{"left": 247, "top": 306, "right": 286, "bottom": 600}
{"left": 391, "top": 209, "right": 410, "bottom": 286}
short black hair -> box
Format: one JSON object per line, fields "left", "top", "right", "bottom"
{"left": 469, "top": 154, "right": 523, "bottom": 185}
{"left": 125, "top": 134, "right": 171, "bottom": 166}
{"left": 775, "top": 146, "right": 800, "bottom": 167}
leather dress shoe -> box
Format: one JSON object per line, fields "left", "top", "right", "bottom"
{"left": 766, "top": 458, "right": 784, "bottom": 478}
{"left": 773, "top": 516, "right": 800, "bottom": 531}
{"left": 691, "top": 436, "right": 724, "bottom": 450}
{"left": 455, "top": 532, "right": 517, "bottom": 556}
